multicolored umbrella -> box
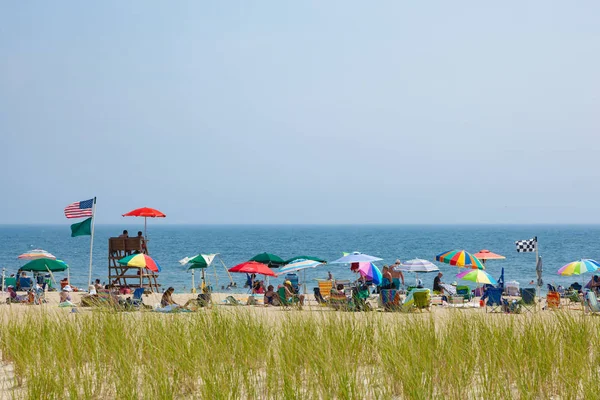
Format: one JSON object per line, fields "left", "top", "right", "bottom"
{"left": 456, "top": 269, "right": 497, "bottom": 285}
{"left": 285, "top": 255, "right": 327, "bottom": 264}
{"left": 17, "top": 249, "right": 56, "bottom": 260}
{"left": 118, "top": 253, "right": 161, "bottom": 272}
{"left": 249, "top": 253, "right": 286, "bottom": 267}
{"left": 229, "top": 261, "right": 276, "bottom": 277}
{"left": 122, "top": 207, "right": 166, "bottom": 239}
{"left": 19, "top": 258, "right": 68, "bottom": 272}
{"left": 558, "top": 259, "right": 600, "bottom": 276}
{"left": 436, "top": 250, "right": 485, "bottom": 270}
{"left": 358, "top": 262, "right": 382, "bottom": 285}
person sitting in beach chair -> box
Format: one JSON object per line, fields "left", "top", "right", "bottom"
{"left": 59, "top": 287, "right": 75, "bottom": 307}
{"left": 329, "top": 283, "right": 350, "bottom": 310}
{"left": 282, "top": 280, "right": 304, "bottom": 307}
{"left": 6, "top": 286, "right": 28, "bottom": 304}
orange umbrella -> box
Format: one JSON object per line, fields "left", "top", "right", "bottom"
{"left": 473, "top": 249, "right": 505, "bottom": 264}
{"left": 122, "top": 207, "right": 166, "bottom": 239}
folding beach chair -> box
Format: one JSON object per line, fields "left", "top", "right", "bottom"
{"left": 278, "top": 287, "right": 300, "bottom": 309}
{"left": 313, "top": 287, "right": 327, "bottom": 305}
{"left": 586, "top": 291, "right": 600, "bottom": 314}
{"left": 317, "top": 280, "right": 333, "bottom": 300}
{"left": 412, "top": 289, "right": 431, "bottom": 312}
{"left": 380, "top": 289, "right": 400, "bottom": 311}
{"left": 521, "top": 288, "right": 537, "bottom": 312}
{"left": 485, "top": 288, "right": 503, "bottom": 313}
{"left": 131, "top": 288, "right": 145, "bottom": 306}
{"left": 328, "top": 291, "right": 350, "bottom": 311}
{"left": 545, "top": 291, "right": 560, "bottom": 310}
{"left": 456, "top": 285, "right": 472, "bottom": 302}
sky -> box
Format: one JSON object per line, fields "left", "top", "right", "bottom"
{"left": 0, "top": 2, "right": 598, "bottom": 224}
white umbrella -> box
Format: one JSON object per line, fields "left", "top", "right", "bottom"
{"left": 330, "top": 252, "right": 383, "bottom": 264}
{"left": 395, "top": 258, "right": 439, "bottom": 285}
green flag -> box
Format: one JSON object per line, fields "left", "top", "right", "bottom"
{"left": 70, "top": 217, "right": 92, "bottom": 237}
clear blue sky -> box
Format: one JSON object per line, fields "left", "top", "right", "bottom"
{"left": 0, "top": 2, "right": 598, "bottom": 224}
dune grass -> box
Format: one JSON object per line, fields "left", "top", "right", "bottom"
{"left": 0, "top": 308, "right": 599, "bottom": 399}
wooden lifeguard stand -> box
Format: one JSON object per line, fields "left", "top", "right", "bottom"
{"left": 108, "top": 237, "right": 160, "bottom": 292}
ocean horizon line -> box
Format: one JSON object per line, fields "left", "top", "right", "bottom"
{"left": 2, "top": 222, "right": 600, "bottom": 227}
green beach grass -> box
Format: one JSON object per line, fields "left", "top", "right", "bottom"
{"left": 0, "top": 309, "right": 599, "bottom": 399}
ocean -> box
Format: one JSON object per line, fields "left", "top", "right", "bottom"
{"left": 0, "top": 224, "right": 598, "bottom": 294}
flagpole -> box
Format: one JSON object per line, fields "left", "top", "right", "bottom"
{"left": 535, "top": 236, "right": 540, "bottom": 308}
{"left": 87, "top": 197, "right": 97, "bottom": 288}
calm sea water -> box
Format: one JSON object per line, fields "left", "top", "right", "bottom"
{"left": 0, "top": 224, "right": 598, "bottom": 293}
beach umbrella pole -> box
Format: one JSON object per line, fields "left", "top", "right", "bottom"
{"left": 1, "top": 268, "right": 4, "bottom": 292}
{"left": 191, "top": 270, "right": 196, "bottom": 294}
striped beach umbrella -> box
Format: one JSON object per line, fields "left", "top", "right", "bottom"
{"left": 18, "top": 249, "right": 56, "bottom": 260}
{"left": 436, "top": 250, "right": 485, "bottom": 270}
{"left": 118, "top": 254, "right": 161, "bottom": 272}
{"left": 558, "top": 259, "right": 600, "bottom": 276}
{"left": 456, "top": 269, "right": 497, "bottom": 285}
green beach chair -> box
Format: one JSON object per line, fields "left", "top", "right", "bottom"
{"left": 277, "top": 287, "right": 300, "bottom": 309}
{"left": 412, "top": 289, "right": 431, "bottom": 312}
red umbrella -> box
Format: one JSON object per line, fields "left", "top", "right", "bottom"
{"left": 229, "top": 261, "right": 276, "bottom": 277}
{"left": 122, "top": 207, "right": 166, "bottom": 239}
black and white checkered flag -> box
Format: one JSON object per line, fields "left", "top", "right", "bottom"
{"left": 515, "top": 237, "right": 537, "bottom": 253}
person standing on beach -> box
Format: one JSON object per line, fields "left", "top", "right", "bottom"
{"left": 391, "top": 260, "right": 405, "bottom": 289}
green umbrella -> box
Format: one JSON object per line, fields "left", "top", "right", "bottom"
{"left": 285, "top": 255, "right": 327, "bottom": 264}
{"left": 249, "top": 252, "right": 286, "bottom": 266}
{"left": 19, "top": 258, "right": 69, "bottom": 272}
{"left": 187, "top": 254, "right": 210, "bottom": 269}
{"left": 184, "top": 254, "right": 217, "bottom": 292}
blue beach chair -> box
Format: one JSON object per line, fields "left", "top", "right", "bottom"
{"left": 131, "top": 288, "right": 145, "bottom": 307}
{"left": 485, "top": 287, "right": 503, "bottom": 313}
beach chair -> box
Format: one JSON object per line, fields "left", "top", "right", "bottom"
{"left": 19, "top": 277, "right": 33, "bottom": 291}
{"left": 456, "top": 285, "right": 472, "bottom": 302}
{"left": 380, "top": 289, "right": 400, "bottom": 311}
{"left": 520, "top": 288, "right": 537, "bottom": 312}
{"left": 328, "top": 290, "right": 350, "bottom": 311}
{"left": 351, "top": 285, "right": 372, "bottom": 312}
{"left": 545, "top": 291, "right": 560, "bottom": 310}
{"left": 131, "top": 288, "right": 145, "bottom": 307}
{"left": 585, "top": 291, "right": 600, "bottom": 314}
{"left": 317, "top": 280, "right": 333, "bottom": 300}
{"left": 313, "top": 287, "right": 327, "bottom": 305}
{"left": 223, "top": 296, "right": 243, "bottom": 306}
{"left": 412, "top": 290, "right": 431, "bottom": 312}
{"left": 485, "top": 288, "right": 503, "bottom": 313}
{"left": 3, "top": 277, "right": 16, "bottom": 291}
{"left": 278, "top": 287, "right": 300, "bottom": 309}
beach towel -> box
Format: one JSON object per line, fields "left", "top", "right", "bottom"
{"left": 153, "top": 304, "right": 191, "bottom": 313}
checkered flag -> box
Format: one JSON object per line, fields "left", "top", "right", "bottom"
{"left": 515, "top": 237, "right": 537, "bottom": 253}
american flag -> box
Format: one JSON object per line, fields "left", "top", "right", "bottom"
{"left": 64, "top": 198, "right": 94, "bottom": 219}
